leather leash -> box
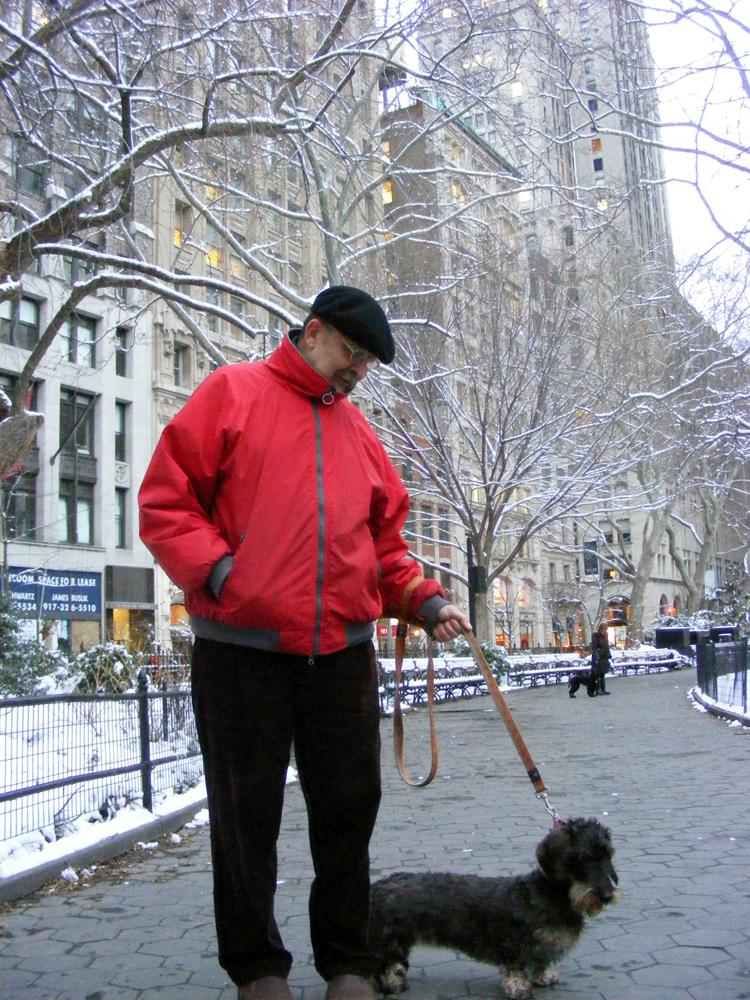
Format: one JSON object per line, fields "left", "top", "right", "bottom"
{"left": 392, "top": 608, "right": 561, "bottom": 822}
{"left": 393, "top": 622, "right": 439, "bottom": 787}
{"left": 392, "top": 577, "right": 439, "bottom": 787}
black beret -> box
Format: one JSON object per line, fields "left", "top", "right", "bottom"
{"left": 311, "top": 286, "right": 395, "bottom": 364}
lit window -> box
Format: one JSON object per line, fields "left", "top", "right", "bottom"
{"left": 597, "top": 197, "right": 608, "bottom": 210}
{"left": 382, "top": 179, "right": 393, "bottom": 204}
{"left": 591, "top": 137, "right": 602, "bottom": 152}
{"left": 451, "top": 179, "right": 468, "bottom": 205}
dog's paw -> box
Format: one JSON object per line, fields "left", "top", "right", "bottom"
{"left": 375, "top": 963, "right": 409, "bottom": 995}
{"left": 533, "top": 969, "right": 559, "bottom": 988}
{"left": 502, "top": 971, "right": 533, "bottom": 999}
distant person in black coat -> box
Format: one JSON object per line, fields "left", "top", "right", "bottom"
{"left": 591, "top": 623, "right": 612, "bottom": 695}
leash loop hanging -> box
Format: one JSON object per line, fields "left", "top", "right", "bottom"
{"left": 393, "top": 622, "right": 439, "bottom": 787}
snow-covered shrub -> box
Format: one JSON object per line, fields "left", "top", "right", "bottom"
{"left": 70, "top": 643, "right": 145, "bottom": 693}
{"left": 451, "top": 635, "right": 509, "bottom": 679}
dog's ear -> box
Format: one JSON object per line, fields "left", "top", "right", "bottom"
{"left": 536, "top": 825, "right": 571, "bottom": 881}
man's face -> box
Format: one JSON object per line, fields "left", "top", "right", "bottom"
{"left": 302, "top": 320, "right": 379, "bottom": 395}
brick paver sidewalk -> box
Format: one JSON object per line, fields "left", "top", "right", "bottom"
{"left": 2, "top": 669, "right": 749, "bottom": 999}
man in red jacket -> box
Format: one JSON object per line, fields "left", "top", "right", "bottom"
{"left": 139, "top": 287, "right": 470, "bottom": 1000}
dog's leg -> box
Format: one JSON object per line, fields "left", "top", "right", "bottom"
{"left": 532, "top": 968, "right": 560, "bottom": 988}
{"left": 501, "top": 969, "right": 534, "bottom": 1000}
{"left": 374, "top": 962, "right": 409, "bottom": 995}
{"left": 374, "top": 936, "right": 412, "bottom": 995}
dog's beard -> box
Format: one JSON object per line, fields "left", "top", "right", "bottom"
{"left": 569, "top": 882, "right": 619, "bottom": 915}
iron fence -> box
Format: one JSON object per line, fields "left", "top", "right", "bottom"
{"left": 0, "top": 667, "right": 202, "bottom": 846}
{"left": 696, "top": 639, "right": 748, "bottom": 715}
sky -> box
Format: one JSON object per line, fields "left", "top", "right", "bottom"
{"left": 646, "top": 2, "right": 749, "bottom": 289}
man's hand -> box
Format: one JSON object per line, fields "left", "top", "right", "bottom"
{"left": 432, "top": 604, "right": 472, "bottom": 643}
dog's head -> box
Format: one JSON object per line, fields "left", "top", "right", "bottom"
{"left": 536, "top": 817, "right": 619, "bottom": 916}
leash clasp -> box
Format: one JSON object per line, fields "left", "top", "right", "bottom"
{"left": 537, "top": 789, "right": 563, "bottom": 827}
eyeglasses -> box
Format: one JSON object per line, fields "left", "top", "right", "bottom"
{"left": 338, "top": 332, "right": 380, "bottom": 371}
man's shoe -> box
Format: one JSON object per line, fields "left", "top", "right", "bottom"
{"left": 237, "top": 976, "right": 294, "bottom": 1000}
{"left": 325, "top": 974, "right": 376, "bottom": 1000}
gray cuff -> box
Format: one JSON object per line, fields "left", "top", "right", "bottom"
{"left": 207, "top": 555, "right": 234, "bottom": 599}
{"left": 418, "top": 594, "right": 451, "bottom": 628}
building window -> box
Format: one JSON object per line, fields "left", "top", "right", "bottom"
{"left": 59, "top": 388, "right": 95, "bottom": 456}
{"left": 593, "top": 157, "right": 604, "bottom": 173}
{"left": 1, "top": 297, "right": 40, "bottom": 350}
{"left": 438, "top": 508, "right": 450, "bottom": 544}
{"left": 114, "top": 401, "right": 128, "bottom": 462}
{"left": 382, "top": 179, "right": 393, "bottom": 205}
{"left": 115, "top": 487, "right": 127, "bottom": 549}
{"left": 2, "top": 473, "right": 37, "bottom": 541}
{"left": 205, "top": 220, "right": 222, "bottom": 267}
{"left": 115, "top": 326, "right": 130, "bottom": 376}
{"left": 591, "top": 137, "right": 602, "bottom": 152}
{"left": 58, "top": 390, "right": 97, "bottom": 542}
{"left": 206, "top": 288, "right": 221, "bottom": 334}
{"left": 174, "top": 200, "right": 191, "bottom": 247}
{"left": 230, "top": 295, "right": 245, "bottom": 322}
{"left": 421, "top": 504, "right": 434, "bottom": 541}
{"left": 64, "top": 239, "right": 99, "bottom": 284}
{"left": 288, "top": 260, "right": 302, "bottom": 291}
{"left": 63, "top": 313, "right": 96, "bottom": 367}
{"left": 583, "top": 540, "right": 599, "bottom": 575}
{"left": 173, "top": 343, "right": 190, "bottom": 387}
{"left": 59, "top": 479, "right": 94, "bottom": 545}
{"left": 13, "top": 136, "right": 45, "bottom": 196}
{"left": 451, "top": 178, "right": 468, "bottom": 205}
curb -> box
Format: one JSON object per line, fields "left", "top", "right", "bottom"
{"left": 690, "top": 686, "right": 750, "bottom": 727}
{"left": 0, "top": 796, "right": 208, "bottom": 904}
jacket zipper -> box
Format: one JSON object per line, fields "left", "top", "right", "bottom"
{"left": 311, "top": 399, "right": 326, "bottom": 657}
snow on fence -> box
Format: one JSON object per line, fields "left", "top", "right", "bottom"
{"left": 0, "top": 667, "right": 203, "bottom": 849}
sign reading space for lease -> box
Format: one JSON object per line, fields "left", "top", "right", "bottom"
{"left": 8, "top": 566, "right": 102, "bottom": 620}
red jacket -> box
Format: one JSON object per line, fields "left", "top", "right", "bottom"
{"left": 138, "top": 334, "right": 444, "bottom": 656}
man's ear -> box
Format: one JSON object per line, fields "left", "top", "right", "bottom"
{"left": 300, "top": 316, "right": 325, "bottom": 352}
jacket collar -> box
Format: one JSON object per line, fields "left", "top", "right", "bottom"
{"left": 265, "top": 330, "right": 340, "bottom": 402}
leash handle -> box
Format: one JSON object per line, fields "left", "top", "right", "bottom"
{"left": 393, "top": 622, "right": 439, "bottom": 787}
{"left": 464, "top": 630, "right": 549, "bottom": 796}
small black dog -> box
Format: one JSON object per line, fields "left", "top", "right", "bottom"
{"left": 369, "top": 817, "right": 618, "bottom": 999}
{"left": 568, "top": 671, "right": 598, "bottom": 697}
